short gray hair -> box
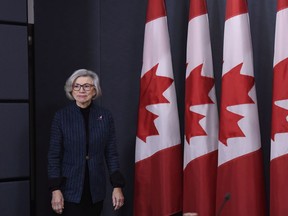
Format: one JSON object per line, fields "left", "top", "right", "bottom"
{"left": 64, "top": 69, "right": 102, "bottom": 100}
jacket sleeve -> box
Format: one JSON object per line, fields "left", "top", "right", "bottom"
{"left": 47, "top": 112, "right": 64, "bottom": 180}
{"left": 110, "top": 170, "right": 125, "bottom": 188}
{"left": 104, "top": 111, "right": 125, "bottom": 188}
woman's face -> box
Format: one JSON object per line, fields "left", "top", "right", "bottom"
{"left": 72, "top": 76, "right": 96, "bottom": 108}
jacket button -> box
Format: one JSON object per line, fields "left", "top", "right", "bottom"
{"left": 85, "top": 155, "right": 89, "bottom": 160}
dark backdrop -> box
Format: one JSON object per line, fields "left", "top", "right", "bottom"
{"left": 34, "top": 0, "right": 275, "bottom": 215}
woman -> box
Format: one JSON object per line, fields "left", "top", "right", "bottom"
{"left": 48, "top": 69, "right": 125, "bottom": 215}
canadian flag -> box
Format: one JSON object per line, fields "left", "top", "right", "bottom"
{"left": 270, "top": 0, "right": 288, "bottom": 215}
{"left": 216, "top": 0, "right": 266, "bottom": 215}
{"left": 134, "top": 0, "right": 182, "bottom": 215}
{"left": 183, "top": 0, "right": 218, "bottom": 215}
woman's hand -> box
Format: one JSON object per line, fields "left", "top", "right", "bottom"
{"left": 112, "top": 187, "right": 124, "bottom": 210}
{"left": 51, "top": 190, "right": 64, "bottom": 214}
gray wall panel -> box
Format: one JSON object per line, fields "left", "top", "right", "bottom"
{"left": 0, "top": 25, "right": 28, "bottom": 99}
{"left": 0, "top": 104, "right": 29, "bottom": 179}
{"left": 0, "top": 0, "right": 27, "bottom": 23}
{"left": 0, "top": 181, "right": 30, "bottom": 216}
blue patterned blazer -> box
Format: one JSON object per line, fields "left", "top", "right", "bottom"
{"left": 48, "top": 102, "right": 120, "bottom": 203}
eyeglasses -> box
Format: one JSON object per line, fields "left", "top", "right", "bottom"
{"left": 73, "top": 83, "right": 95, "bottom": 91}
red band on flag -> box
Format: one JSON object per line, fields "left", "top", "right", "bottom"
{"left": 225, "top": 0, "right": 248, "bottom": 21}
{"left": 183, "top": 151, "right": 217, "bottom": 215}
{"left": 216, "top": 150, "right": 266, "bottom": 216}
{"left": 270, "top": 155, "right": 288, "bottom": 215}
{"left": 278, "top": 0, "right": 288, "bottom": 11}
{"left": 189, "top": 0, "right": 208, "bottom": 21}
{"left": 146, "top": 0, "right": 166, "bottom": 23}
{"left": 134, "top": 145, "right": 182, "bottom": 216}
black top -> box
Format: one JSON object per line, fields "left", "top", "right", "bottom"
{"left": 80, "top": 104, "right": 90, "bottom": 157}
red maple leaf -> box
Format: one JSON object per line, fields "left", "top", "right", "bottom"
{"left": 271, "top": 58, "right": 288, "bottom": 141}
{"left": 137, "top": 63, "right": 173, "bottom": 142}
{"left": 219, "top": 63, "right": 255, "bottom": 145}
{"left": 185, "top": 64, "right": 215, "bottom": 144}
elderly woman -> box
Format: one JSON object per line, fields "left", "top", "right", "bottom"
{"left": 48, "top": 69, "right": 125, "bottom": 215}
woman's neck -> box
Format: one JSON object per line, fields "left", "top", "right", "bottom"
{"left": 76, "top": 101, "right": 92, "bottom": 109}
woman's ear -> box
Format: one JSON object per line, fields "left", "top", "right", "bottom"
{"left": 93, "top": 89, "right": 97, "bottom": 98}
